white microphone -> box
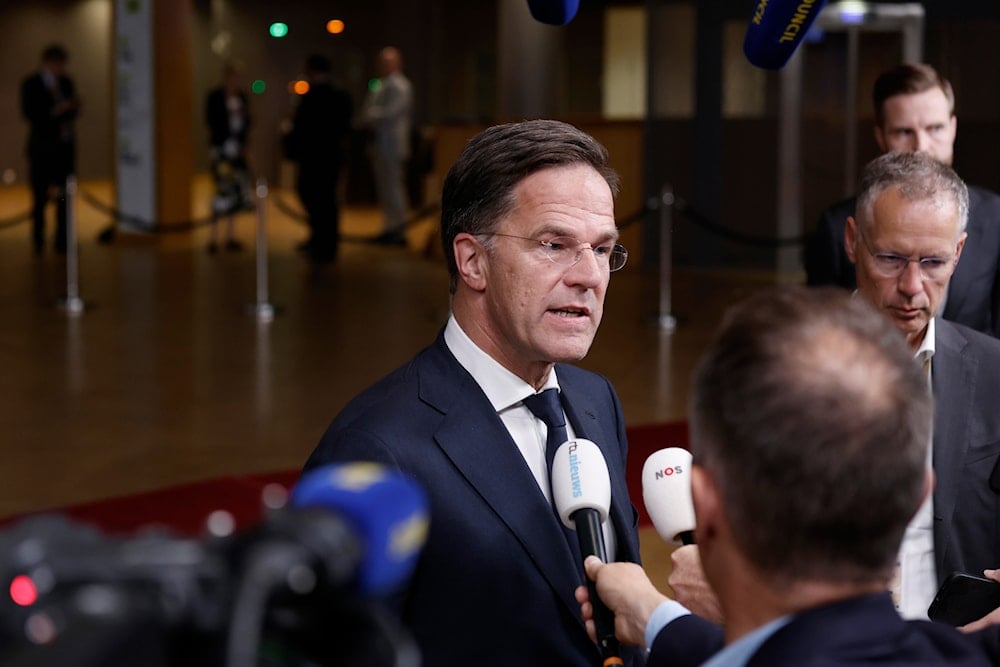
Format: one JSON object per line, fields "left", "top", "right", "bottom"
{"left": 642, "top": 447, "right": 696, "bottom": 545}
{"left": 551, "top": 439, "right": 621, "bottom": 664}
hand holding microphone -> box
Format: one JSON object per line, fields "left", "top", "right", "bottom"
{"left": 551, "top": 439, "right": 623, "bottom": 666}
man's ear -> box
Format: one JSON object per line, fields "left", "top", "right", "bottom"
{"left": 453, "top": 233, "right": 488, "bottom": 292}
{"left": 845, "top": 216, "right": 859, "bottom": 265}
{"left": 691, "top": 465, "right": 720, "bottom": 548}
{"left": 874, "top": 123, "right": 887, "bottom": 153}
{"left": 953, "top": 230, "right": 968, "bottom": 267}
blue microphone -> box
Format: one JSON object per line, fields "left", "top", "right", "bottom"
{"left": 527, "top": 0, "right": 580, "bottom": 26}
{"left": 743, "top": 0, "right": 828, "bottom": 70}
{"left": 290, "top": 462, "right": 429, "bottom": 596}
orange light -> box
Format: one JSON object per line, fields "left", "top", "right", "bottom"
{"left": 10, "top": 575, "right": 38, "bottom": 606}
{"left": 293, "top": 80, "right": 310, "bottom": 95}
{"left": 326, "top": 19, "right": 345, "bottom": 34}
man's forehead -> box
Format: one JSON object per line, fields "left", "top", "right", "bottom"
{"left": 882, "top": 88, "right": 953, "bottom": 120}
{"left": 867, "top": 188, "right": 959, "bottom": 234}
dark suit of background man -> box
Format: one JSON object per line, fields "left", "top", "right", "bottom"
{"left": 805, "top": 63, "right": 1000, "bottom": 338}
{"left": 20, "top": 44, "right": 80, "bottom": 256}
{"left": 580, "top": 285, "right": 991, "bottom": 666}
{"left": 305, "top": 119, "right": 643, "bottom": 666}
{"left": 283, "top": 53, "right": 353, "bottom": 265}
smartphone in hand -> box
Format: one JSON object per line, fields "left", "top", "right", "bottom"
{"left": 928, "top": 572, "right": 1000, "bottom": 626}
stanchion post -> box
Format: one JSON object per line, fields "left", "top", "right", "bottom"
{"left": 657, "top": 183, "right": 677, "bottom": 331}
{"left": 251, "top": 177, "right": 275, "bottom": 323}
{"left": 60, "top": 175, "right": 86, "bottom": 316}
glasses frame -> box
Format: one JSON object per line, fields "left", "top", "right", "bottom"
{"left": 481, "top": 232, "right": 629, "bottom": 272}
{"left": 856, "top": 227, "right": 956, "bottom": 280}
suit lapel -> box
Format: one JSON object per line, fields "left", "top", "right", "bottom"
{"left": 417, "top": 338, "right": 586, "bottom": 618}
{"left": 561, "top": 376, "right": 640, "bottom": 563}
{"left": 932, "top": 319, "right": 976, "bottom": 574}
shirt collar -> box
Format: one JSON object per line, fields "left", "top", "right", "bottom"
{"left": 443, "top": 314, "right": 559, "bottom": 413}
{"left": 699, "top": 615, "right": 792, "bottom": 667}
{"left": 914, "top": 316, "right": 935, "bottom": 368}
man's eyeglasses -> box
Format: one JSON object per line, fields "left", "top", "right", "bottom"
{"left": 857, "top": 228, "right": 955, "bottom": 280}
{"left": 482, "top": 233, "right": 629, "bottom": 272}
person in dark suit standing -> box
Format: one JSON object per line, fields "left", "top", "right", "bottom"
{"left": 578, "top": 285, "right": 991, "bottom": 667}
{"left": 20, "top": 44, "right": 80, "bottom": 256}
{"left": 283, "top": 53, "right": 353, "bottom": 265}
{"left": 204, "top": 62, "right": 251, "bottom": 254}
{"left": 304, "top": 119, "right": 643, "bottom": 666}
{"left": 805, "top": 63, "right": 1000, "bottom": 338}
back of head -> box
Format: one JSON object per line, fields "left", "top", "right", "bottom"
{"left": 873, "top": 63, "right": 954, "bottom": 125}
{"left": 691, "top": 286, "right": 931, "bottom": 587}
{"left": 856, "top": 150, "right": 969, "bottom": 235}
{"left": 440, "top": 119, "right": 619, "bottom": 293}
{"left": 41, "top": 43, "right": 68, "bottom": 65}
{"left": 305, "top": 53, "right": 331, "bottom": 76}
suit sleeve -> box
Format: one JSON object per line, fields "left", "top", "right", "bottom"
{"left": 647, "top": 613, "right": 725, "bottom": 667}
{"left": 806, "top": 206, "right": 847, "bottom": 287}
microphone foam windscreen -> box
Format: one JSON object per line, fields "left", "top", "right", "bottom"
{"left": 743, "top": 0, "right": 828, "bottom": 70}
{"left": 642, "top": 448, "right": 696, "bottom": 545}
{"left": 526, "top": 0, "right": 580, "bottom": 26}
{"left": 551, "top": 439, "right": 612, "bottom": 529}
{"left": 291, "top": 462, "right": 429, "bottom": 595}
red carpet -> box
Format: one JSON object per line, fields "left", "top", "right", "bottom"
{"left": 24, "top": 421, "right": 688, "bottom": 537}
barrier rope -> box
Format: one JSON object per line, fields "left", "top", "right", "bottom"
{"left": 618, "top": 192, "right": 808, "bottom": 248}
{"left": 2, "top": 184, "right": 809, "bottom": 249}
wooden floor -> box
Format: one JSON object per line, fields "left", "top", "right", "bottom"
{"left": 0, "top": 177, "right": 798, "bottom": 578}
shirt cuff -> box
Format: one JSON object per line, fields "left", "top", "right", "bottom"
{"left": 645, "top": 600, "right": 692, "bottom": 650}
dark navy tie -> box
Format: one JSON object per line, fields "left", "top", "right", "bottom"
{"left": 521, "top": 387, "right": 568, "bottom": 475}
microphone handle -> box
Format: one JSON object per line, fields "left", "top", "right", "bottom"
{"left": 572, "top": 508, "right": 623, "bottom": 666}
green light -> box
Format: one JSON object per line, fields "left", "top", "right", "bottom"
{"left": 251, "top": 79, "right": 266, "bottom": 95}
{"left": 269, "top": 22, "right": 288, "bottom": 38}
{"left": 367, "top": 78, "right": 382, "bottom": 93}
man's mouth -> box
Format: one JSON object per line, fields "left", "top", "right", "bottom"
{"left": 550, "top": 307, "right": 588, "bottom": 318}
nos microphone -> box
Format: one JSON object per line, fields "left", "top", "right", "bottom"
{"left": 551, "top": 439, "right": 623, "bottom": 667}
{"left": 743, "top": 0, "right": 828, "bottom": 70}
{"left": 642, "top": 448, "right": 695, "bottom": 546}
{"left": 526, "top": 0, "right": 580, "bottom": 26}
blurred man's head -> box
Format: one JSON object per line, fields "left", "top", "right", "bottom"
{"left": 873, "top": 63, "right": 957, "bottom": 165}
{"left": 377, "top": 47, "right": 403, "bottom": 77}
{"left": 690, "top": 286, "right": 932, "bottom": 598}
{"left": 41, "top": 44, "right": 68, "bottom": 76}
{"left": 845, "top": 151, "right": 968, "bottom": 349}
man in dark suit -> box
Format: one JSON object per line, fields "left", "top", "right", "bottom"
{"left": 20, "top": 43, "right": 80, "bottom": 256}
{"left": 283, "top": 53, "right": 353, "bottom": 265}
{"left": 577, "top": 285, "right": 991, "bottom": 666}
{"left": 304, "top": 120, "right": 643, "bottom": 665}
{"left": 805, "top": 63, "right": 1000, "bottom": 337}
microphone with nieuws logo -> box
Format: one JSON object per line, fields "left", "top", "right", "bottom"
{"left": 551, "top": 439, "right": 623, "bottom": 667}
{"left": 743, "top": 0, "right": 829, "bottom": 70}
{"left": 642, "top": 447, "right": 696, "bottom": 546}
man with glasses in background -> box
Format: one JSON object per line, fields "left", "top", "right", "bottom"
{"left": 304, "top": 119, "right": 644, "bottom": 666}
{"left": 659, "top": 151, "right": 1000, "bottom": 655}
{"left": 805, "top": 63, "right": 1000, "bottom": 338}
